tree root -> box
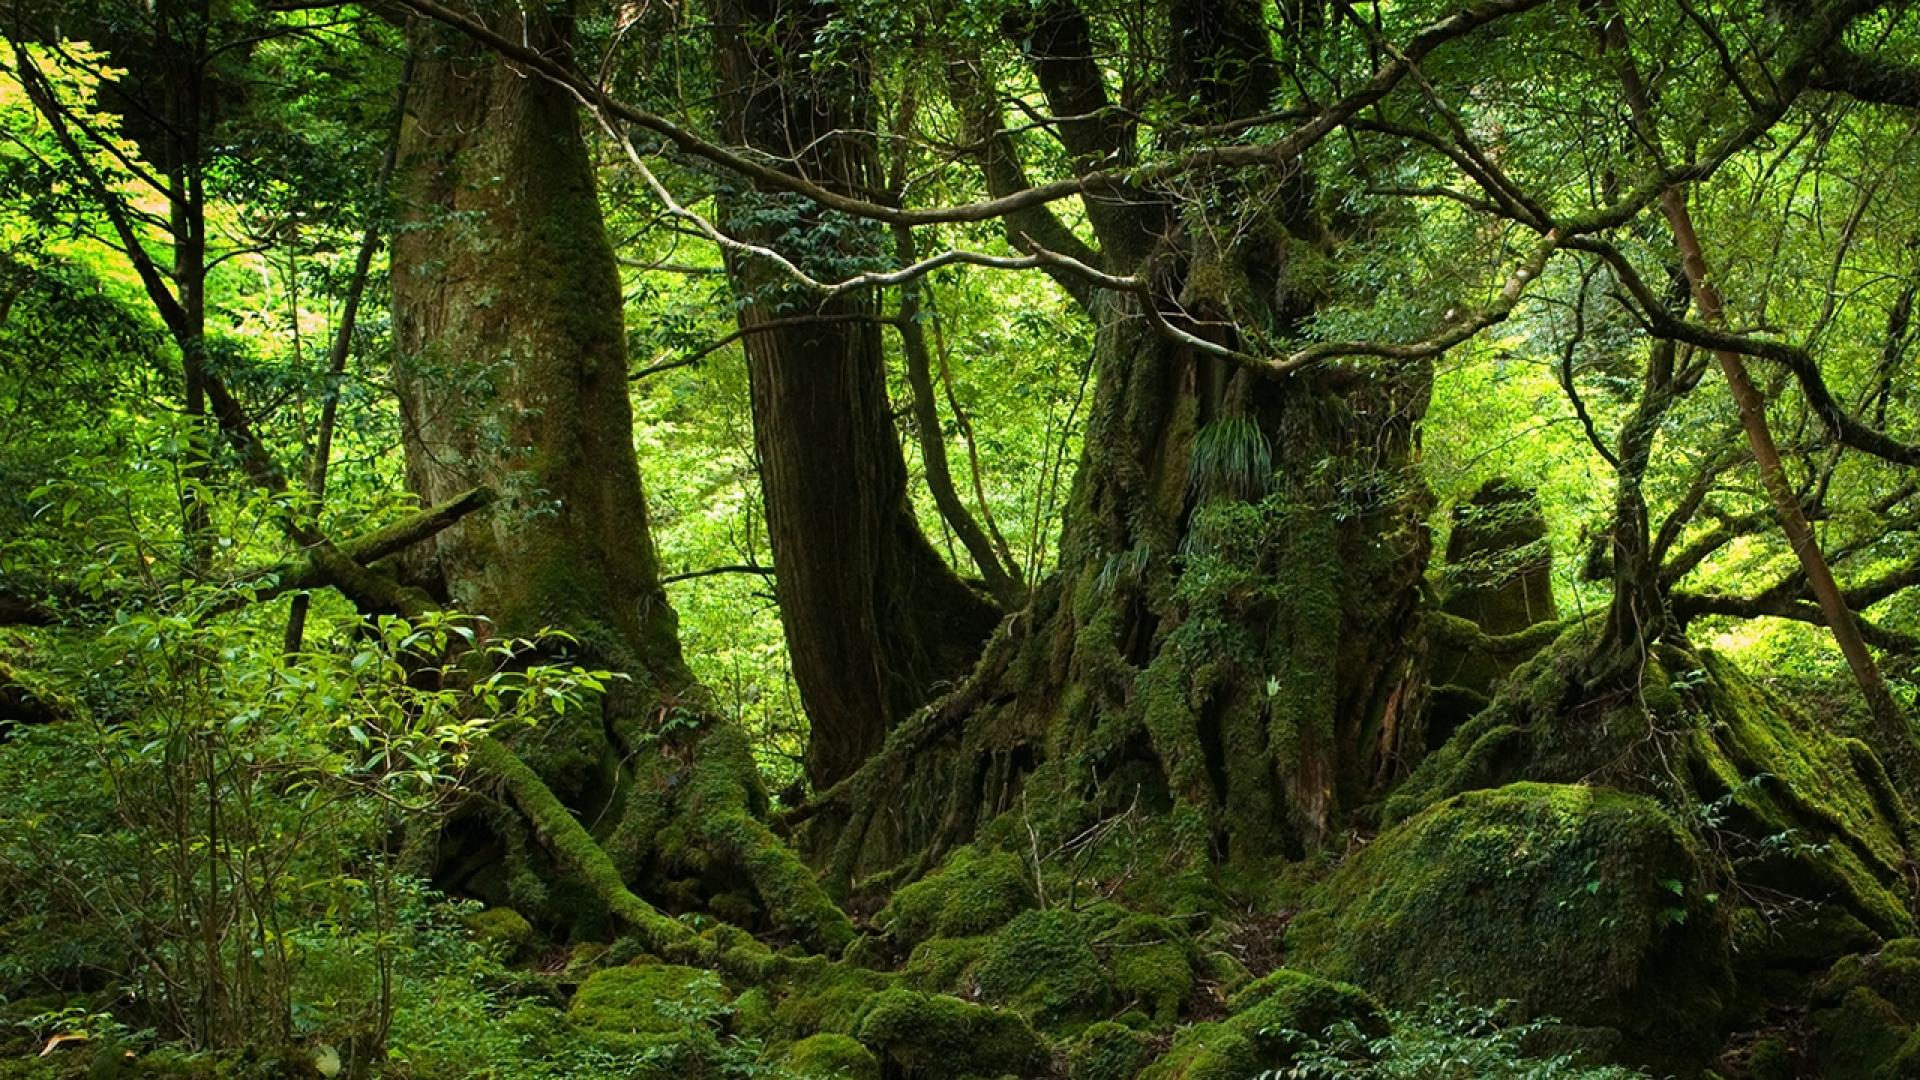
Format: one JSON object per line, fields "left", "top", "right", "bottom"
{"left": 473, "top": 735, "right": 789, "bottom": 982}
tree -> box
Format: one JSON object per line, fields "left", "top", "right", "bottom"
{"left": 388, "top": 0, "right": 849, "bottom": 947}
{"left": 708, "top": 0, "right": 1001, "bottom": 790}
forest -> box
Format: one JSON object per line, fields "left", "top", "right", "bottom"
{"left": 3, "top": 0, "right": 1920, "bottom": 1076}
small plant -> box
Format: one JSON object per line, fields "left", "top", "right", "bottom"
{"left": 1262, "top": 997, "right": 1652, "bottom": 1079}
{"left": 1189, "top": 417, "right": 1273, "bottom": 502}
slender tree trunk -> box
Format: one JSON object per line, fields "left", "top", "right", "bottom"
{"left": 286, "top": 56, "right": 411, "bottom": 655}
{"left": 711, "top": 0, "right": 1000, "bottom": 790}
{"left": 1658, "top": 189, "right": 1918, "bottom": 783}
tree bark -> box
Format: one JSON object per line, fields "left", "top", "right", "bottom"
{"left": 804, "top": 0, "right": 1434, "bottom": 882}
{"left": 711, "top": 0, "right": 1001, "bottom": 791}
{"left": 392, "top": 2, "right": 850, "bottom": 949}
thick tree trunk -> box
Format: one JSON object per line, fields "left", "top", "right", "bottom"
{"left": 392, "top": 4, "right": 849, "bottom": 950}
{"left": 802, "top": 0, "right": 1433, "bottom": 883}
{"left": 393, "top": 13, "right": 682, "bottom": 676}
{"left": 711, "top": 0, "right": 1000, "bottom": 791}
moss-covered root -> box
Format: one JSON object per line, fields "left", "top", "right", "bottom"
{"left": 1288, "top": 782, "right": 1732, "bottom": 1071}
{"left": 472, "top": 737, "right": 774, "bottom": 979}
{"left": 682, "top": 724, "right": 856, "bottom": 954}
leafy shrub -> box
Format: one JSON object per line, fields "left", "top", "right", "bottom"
{"left": 1263, "top": 998, "right": 1650, "bottom": 1079}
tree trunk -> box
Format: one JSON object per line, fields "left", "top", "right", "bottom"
{"left": 392, "top": 2, "right": 849, "bottom": 950}
{"left": 802, "top": 0, "right": 1433, "bottom": 883}
{"left": 711, "top": 0, "right": 1000, "bottom": 791}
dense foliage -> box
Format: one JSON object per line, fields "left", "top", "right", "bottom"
{"left": 4, "top": 0, "right": 1920, "bottom": 1077}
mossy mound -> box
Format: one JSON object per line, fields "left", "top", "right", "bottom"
{"left": 1806, "top": 940, "right": 1920, "bottom": 1079}
{"left": 458, "top": 906, "right": 534, "bottom": 958}
{"left": 749, "top": 957, "right": 893, "bottom": 1037}
{"left": 1393, "top": 632, "right": 1913, "bottom": 978}
{"left": 776, "top": 1033, "right": 881, "bottom": 1080}
{"left": 851, "top": 988, "right": 1048, "bottom": 1078}
{"left": 1289, "top": 782, "right": 1730, "bottom": 1068}
{"left": 1068, "top": 1021, "right": 1155, "bottom": 1080}
{"left": 874, "top": 845, "right": 1036, "bottom": 947}
{"left": 567, "top": 961, "right": 731, "bottom": 1072}
{"left": 1135, "top": 968, "right": 1380, "bottom": 1079}
{"left": 898, "top": 901, "right": 1198, "bottom": 1030}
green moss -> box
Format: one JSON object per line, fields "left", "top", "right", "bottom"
{"left": 1137, "top": 1023, "right": 1258, "bottom": 1080}
{"left": 777, "top": 1033, "right": 881, "bottom": 1080}
{"left": 1394, "top": 636, "right": 1914, "bottom": 982}
{"left": 1127, "top": 970, "right": 1379, "bottom": 1079}
{"left": 568, "top": 962, "right": 730, "bottom": 1036}
{"left": 875, "top": 846, "right": 1036, "bottom": 947}
{"left": 851, "top": 988, "right": 1048, "bottom": 1078}
{"left": 1223, "top": 968, "right": 1382, "bottom": 1050}
{"left": 973, "top": 908, "right": 1112, "bottom": 1024}
{"left": 1289, "top": 782, "right": 1730, "bottom": 1068}
{"left": 900, "top": 934, "right": 987, "bottom": 992}
{"left": 1068, "top": 1021, "right": 1153, "bottom": 1080}
{"left": 767, "top": 958, "right": 892, "bottom": 1035}
{"left": 732, "top": 986, "right": 776, "bottom": 1041}
{"left": 1812, "top": 986, "right": 1911, "bottom": 1080}
{"left": 566, "top": 963, "right": 731, "bottom": 1076}
{"left": 1746, "top": 1034, "right": 1794, "bottom": 1080}
{"left": 1103, "top": 914, "right": 1195, "bottom": 1024}
{"left": 459, "top": 907, "right": 534, "bottom": 957}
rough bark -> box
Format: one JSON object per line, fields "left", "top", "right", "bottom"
{"left": 711, "top": 0, "right": 1000, "bottom": 791}
{"left": 801, "top": 0, "right": 1433, "bottom": 884}
{"left": 392, "top": 2, "right": 849, "bottom": 950}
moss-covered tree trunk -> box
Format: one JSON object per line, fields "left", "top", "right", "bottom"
{"left": 711, "top": 0, "right": 1000, "bottom": 791}
{"left": 805, "top": 0, "right": 1432, "bottom": 882}
{"left": 392, "top": 2, "right": 849, "bottom": 951}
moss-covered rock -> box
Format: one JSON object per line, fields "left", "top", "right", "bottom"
{"left": 973, "top": 908, "right": 1112, "bottom": 1024}
{"left": 1744, "top": 1033, "right": 1794, "bottom": 1080}
{"left": 1131, "top": 968, "right": 1379, "bottom": 1079}
{"left": 900, "top": 933, "right": 988, "bottom": 993}
{"left": 566, "top": 962, "right": 732, "bottom": 1075}
{"left": 459, "top": 906, "right": 534, "bottom": 958}
{"left": 1137, "top": 1023, "right": 1258, "bottom": 1080}
{"left": 763, "top": 958, "right": 893, "bottom": 1036}
{"left": 874, "top": 846, "right": 1036, "bottom": 948}
{"left": 1799, "top": 941, "right": 1920, "bottom": 1079}
{"left": 1290, "top": 782, "right": 1730, "bottom": 1068}
{"left": 1223, "top": 968, "right": 1382, "bottom": 1054}
{"left": 1812, "top": 985, "right": 1911, "bottom": 1079}
{"left": 1394, "top": 634, "right": 1912, "bottom": 986}
{"left": 1068, "top": 1021, "right": 1154, "bottom": 1080}
{"left": 1103, "top": 914, "right": 1195, "bottom": 1024}
{"left": 776, "top": 1033, "right": 881, "bottom": 1080}
{"left": 570, "top": 962, "right": 731, "bottom": 1034}
{"left": 853, "top": 988, "right": 1048, "bottom": 1078}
